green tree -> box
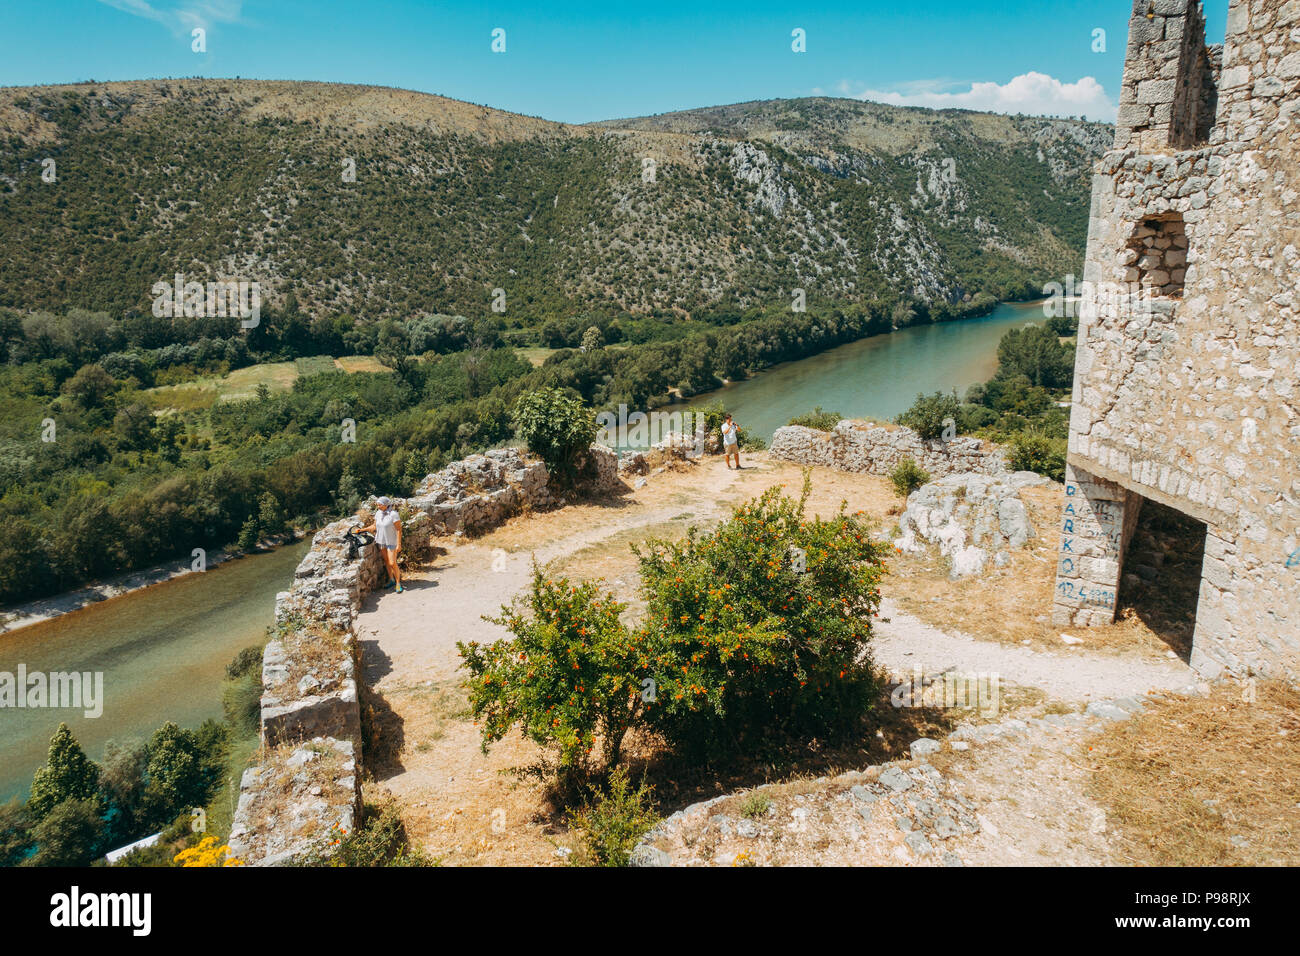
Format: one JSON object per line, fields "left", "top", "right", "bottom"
{"left": 461, "top": 570, "right": 642, "bottom": 776}
{"left": 511, "top": 388, "right": 597, "bottom": 485}
{"left": 995, "top": 324, "right": 1074, "bottom": 388}
{"left": 897, "top": 390, "right": 960, "bottom": 441}
{"left": 28, "top": 723, "right": 101, "bottom": 820}
{"left": 336, "top": 465, "right": 361, "bottom": 513}
{"left": 633, "top": 478, "right": 887, "bottom": 757}
{"left": 580, "top": 326, "right": 604, "bottom": 352}
{"left": 256, "top": 492, "right": 283, "bottom": 536}
{"left": 237, "top": 514, "right": 261, "bottom": 551}
{"left": 0, "top": 799, "right": 34, "bottom": 867}
{"left": 26, "top": 798, "right": 104, "bottom": 867}
{"left": 63, "top": 363, "right": 116, "bottom": 410}
{"left": 112, "top": 402, "right": 156, "bottom": 452}
{"left": 141, "top": 722, "right": 213, "bottom": 822}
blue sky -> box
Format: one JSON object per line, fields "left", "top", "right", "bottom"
{"left": 0, "top": 1, "right": 1230, "bottom": 123}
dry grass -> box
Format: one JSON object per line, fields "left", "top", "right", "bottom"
{"left": 514, "top": 347, "right": 557, "bottom": 368}
{"left": 1086, "top": 680, "right": 1300, "bottom": 866}
{"left": 246, "top": 738, "right": 356, "bottom": 846}
{"left": 888, "top": 484, "right": 1187, "bottom": 659}
{"left": 279, "top": 620, "right": 351, "bottom": 692}
{"left": 144, "top": 360, "right": 299, "bottom": 411}
{"left": 334, "top": 354, "right": 391, "bottom": 374}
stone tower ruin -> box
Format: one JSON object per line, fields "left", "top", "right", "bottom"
{"left": 1052, "top": 0, "right": 1299, "bottom": 679}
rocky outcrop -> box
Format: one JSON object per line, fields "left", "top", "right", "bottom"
{"left": 230, "top": 444, "right": 620, "bottom": 865}
{"left": 895, "top": 471, "right": 1050, "bottom": 578}
{"left": 769, "top": 421, "right": 1008, "bottom": 480}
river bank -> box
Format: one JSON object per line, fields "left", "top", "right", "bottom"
{"left": 0, "top": 531, "right": 305, "bottom": 636}
{"left": 0, "top": 538, "right": 311, "bottom": 801}
{"left": 689, "top": 299, "right": 1048, "bottom": 441}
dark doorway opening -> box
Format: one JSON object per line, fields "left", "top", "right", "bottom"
{"left": 1116, "top": 497, "right": 1207, "bottom": 662}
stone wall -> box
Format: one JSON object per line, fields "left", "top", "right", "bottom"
{"left": 769, "top": 420, "right": 1008, "bottom": 480}
{"left": 229, "top": 445, "right": 621, "bottom": 865}
{"left": 1055, "top": 0, "right": 1300, "bottom": 680}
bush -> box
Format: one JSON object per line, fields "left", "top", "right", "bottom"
{"left": 222, "top": 644, "right": 264, "bottom": 737}
{"left": 787, "top": 406, "right": 843, "bottom": 431}
{"left": 298, "top": 799, "right": 437, "bottom": 867}
{"left": 26, "top": 798, "right": 104, "bottom": 867}
{"left": 222, "top": 671, "right": 262, "bottom": 737}
{"left": 634, "top": 475, "right": 887, "bottom": 757}
{"left": 738, "top": 791, "right": 771, "bottom": 819}
{"left": 896, "top": 390, "right": 959, "bottom": 441}
{"left": 512, "top": 388, "right": 598, "bottom": 485}
{"left": 460, "top": 570, "right": 643, "bottom": 776}
{"left": 225, "top": 645, "right": 264, "bottom": 680}
{"left": 1009, "top": 431, "right": 1066, "bottom": 482}
{"left": 889, "top": 458, "right": 931, "bottom": 498}
{"left": 566, "top": 767, "right": 658, "bottom": 866}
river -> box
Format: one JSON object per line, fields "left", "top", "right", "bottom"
{"left": 692, "top": 299, "right": 1046, "bottom": 441}
{"left": 0, "top": 541, "right": 310, "bottom": 802}
{"left": 0, "top": 299, "right": 1042, "bottom": 802}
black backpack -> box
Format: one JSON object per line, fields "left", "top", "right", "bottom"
{"left": 343, "top": 527, "right": 374, "bottom": 561}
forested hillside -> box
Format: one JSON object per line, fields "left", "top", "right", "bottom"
{"left": 0, "top": 80, "right": 1109, "bottom": 322}
{"left": 0, "top": 79, "right": 1110, "bottom": 607}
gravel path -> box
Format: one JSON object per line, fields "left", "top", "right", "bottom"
{"left": 872, "top": 597, "right": 1199, "bottom": 701}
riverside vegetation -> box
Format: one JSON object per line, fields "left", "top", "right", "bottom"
{"left": 0, "top": 81, "right": 1106, "bottom": 606}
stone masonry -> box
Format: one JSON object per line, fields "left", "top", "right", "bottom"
{"left": 1054, "top": 0, "right": 1299, "bottom": 680}
{"left": 230, "top": 445, "right": 622, "bottom": 864}
{"left": 770, "top": 420, "right": 1009, "bottom": 480}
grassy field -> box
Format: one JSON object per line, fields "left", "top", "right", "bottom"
{"left": 514, "top": 347, "right": 557, "bottom": 368}
{"left": 333, "top": 355, "right": 390, "bottom": 374}
{"left": 144, "top": 355, "right": 391, "bottom": 412}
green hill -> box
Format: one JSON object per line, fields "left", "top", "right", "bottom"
{"left": 0, "top": 79, "right": 1110, "bottom": 323}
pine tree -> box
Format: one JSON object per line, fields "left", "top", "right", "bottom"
{"left": 27, "top": 723, "right": 101, "bottom": 820}
{"left": 336, "top": 465, "right": 360, "bottom": 513}
{"left": 237, "top": 514, "right": 260, "bottom": 551}
{"left": 256, "top": 492, "right": 283, "bottom": 535}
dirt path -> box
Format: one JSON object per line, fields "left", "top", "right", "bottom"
{"left": 355, "top": 453, "right": 1200, "bottom": 865}
{"left": 872, "top": 599, "right": 1198, "bottom": 702}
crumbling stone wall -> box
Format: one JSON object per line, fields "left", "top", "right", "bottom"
{"left": 230, "top": 445, "right": 621, "bottom": 864}
{"left": 769, "top": 420, "right": 1009, "bottom": 480}
{"left": 1055, "top": 0, "right": 1299, "bottom": 680}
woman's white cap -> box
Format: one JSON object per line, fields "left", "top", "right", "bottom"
{"left": 376, "top": 496, "right": 392, "bottom": 507}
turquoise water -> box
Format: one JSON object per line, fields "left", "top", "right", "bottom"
{"left": 0, "top": 541, "right": 310, "bottom": 802}
{"left": 690, "top": 300, "right": 1046, "bottom": 441}
{"left": 0, "top": 300, "right": 1044, "bottom": 802}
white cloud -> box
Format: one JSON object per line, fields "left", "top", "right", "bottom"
{"left": 843, "top": 72, "right": 1117, "bottom": 122}
{"left": 96, "top": 0, "right": 244, "bottom": 36}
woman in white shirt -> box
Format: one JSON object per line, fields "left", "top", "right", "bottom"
{"left": 721, "top": 413, "right": 741, "bottom": 470}
{"left": 357, "top": 496, "right": 404, "bottom": 593}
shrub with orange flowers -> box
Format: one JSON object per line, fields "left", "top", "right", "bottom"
{"left": 460, "top": 570, "right": 645, "bottom": 777}
{"left": 634, "top": 473, "right": 887, "bottom": 758}
{"left": 459, "top": 474, "right": 888, "bottom": 776}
